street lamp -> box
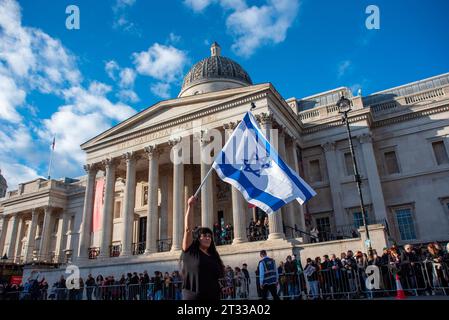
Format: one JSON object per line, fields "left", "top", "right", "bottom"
{"left": 336, "top": 94, "right": 373, "bottom": 255}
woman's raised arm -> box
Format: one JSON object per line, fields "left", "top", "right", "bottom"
{"left": 182, "top": 195, "right": 197, "bottom": 251}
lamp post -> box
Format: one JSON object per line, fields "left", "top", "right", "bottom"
{"left": 336, "top": 94, "right": 373, "bottom": 255}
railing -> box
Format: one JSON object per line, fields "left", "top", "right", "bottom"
{"left": 3, "top": 261, "right": 449, "bottom": 300}
{"left": 156, "top": 239, "right": 172, "bottom": 252}
{"left": 246, "top": 226, "right": 269, "bottom": 242}
{"left": 371, "top": 101, "right": 398, "bottom": 114}
{"left": 88, "top": 247, "right": 100, "bottom": 260}
{"left": 284, "top": 226, "right": 318, "bottom": 241}
{"left": 132, "top": 242, "right": 146, "bottom": 255}
{"left": 214, "top": 228, "right": 234, "bottom": 246}
{"left": 405, "top": 87, "right": 444, "bottom": 104}
{"left": 315, "top": 219, "right": 389, "bottom": 243}
{"left": 109, "top": 244, "right": 121, "bottom": 257}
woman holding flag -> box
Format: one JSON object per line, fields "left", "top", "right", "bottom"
{"left": 181, "top": 196, "right": 225, "bottom": 300}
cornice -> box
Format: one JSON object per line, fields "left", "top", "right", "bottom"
{"left": 84, "top": 90, "right": 270, "bottom": 154}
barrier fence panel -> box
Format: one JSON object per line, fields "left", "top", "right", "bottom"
{"left": 2, "top": 262, "right": 448, "bottom": 300}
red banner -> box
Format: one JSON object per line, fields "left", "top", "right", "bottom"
{"left": 92, "top": 178, "right": 105, "bottom": 232}
{"left": 10, "top": 276, "right": 22, "bottom": 286}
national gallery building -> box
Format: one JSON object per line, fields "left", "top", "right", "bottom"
{"left": 1, "top": 43, "right": 448, "bottom": 280}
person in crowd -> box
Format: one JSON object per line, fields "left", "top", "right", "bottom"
{"left": 258, "top": 250, "right": 280, "bottom": 300}
{"left": 241, "top": 263, "right": 250, "bottom": 298}
{"left": 85, "top": 274, "right": 95, "bottom": 300}
{"left": 284, "top": 255, "right": 297, "bottom": 299}
{"left": 181, "top": 196, "right": 225, "bottom": 300}
{"left": 171, "top": 270, "right": 183, "bottom": 300}
{"left": 310, "top": 227, "right": 319, "bottom": 243}
{"left": 304, "top": 258, "right": 319, "bottom": 299}
{"left": 277, "top": 261, "right": 287, "bottom": 298}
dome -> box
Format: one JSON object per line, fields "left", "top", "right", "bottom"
{"left": 178, "top": 42, "right": 253, "bottom": 97}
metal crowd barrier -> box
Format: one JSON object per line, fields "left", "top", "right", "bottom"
{"left": 2, "top": 261, "right": 448, "bottom": 300}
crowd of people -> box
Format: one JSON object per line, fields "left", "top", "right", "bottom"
{"left": 247, "top": 217, "right": 269, "bottom": 241}
{"left": 1, "top": 241, "right": 448, "bottom": 301}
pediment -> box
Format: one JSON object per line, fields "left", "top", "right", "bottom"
{"left": 81, "top": 83, "right": 273, "bottom": 150}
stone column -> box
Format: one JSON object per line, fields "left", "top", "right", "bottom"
{"left": 121, "top": 152, "right": 137, "bottom": 257}
{"left": 170, "top": 138, "right": 184, "bottom": 251}
{"left": 25, "top": 209, "right": 38, "bottom": 262}
{"left": 278, "top": 128, "right": 295, "bottom": 236}
{"left": 0, "top": 215, "right": 8, "bottom": 257}
{"left": 322, "top": 141, "right": 347, "bottom": 226}
{"left": 291, "top": 142, "right": 307, "bottom": 232}
{"left": 184, "top": 165, "right": 193, "bottom": 225}
{"left": 99, "top": 158, "right": 117, "bottom": 258}
{"left": 145, "top": 145, "right": 160, "bottom": 254}
{"left": 160, "top": 175, "right": 168, "bottom": 241}
{"left": 6, "top": 214, "right": 19, "bottom": 260}
{"left": 256, "top": 113, "right": 285, "bottom": 240}
{"left": 78, "top": 164, "right": 97, "bottom": 259}
{"left": 200, "top": 131, "right": 214, "bottom": 230}
{"left": 39, "top": 206, "right": 53, "bottom": 261}
{"left": 57, "top": 212, "right": 70, "bottom": 262}
{"left": 359, "top": 133, "right": 387, "bottom": 222}
{"left": 224, "top": 122, "right": 247, "bottom": 244}
{"left": 14, "top": 216, "right": 25, "bottom": 263}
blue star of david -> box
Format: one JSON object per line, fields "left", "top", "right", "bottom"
{"left": 243, "top": 153, "right": 272, "bottom": 178}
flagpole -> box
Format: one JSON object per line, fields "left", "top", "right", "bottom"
{"left": 47, "top": 137, "right": 55, "bottom": 180}
{"left": 192, "top": 102, "right": 257, "bottom": 198}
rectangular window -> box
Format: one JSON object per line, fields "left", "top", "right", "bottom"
{"left": 143, "top": 186, "right": 148, "bottom": 206}
{"left": 384, "top": 151, "right": 400, "bottom": 174}
{"left": 69, "top": 216, "right": 75, "bottom": 233}
{"left": 52, "top": 219, "right": 59, "bottom": 234}
{"left": 344, "top": 152, "right": 354, "bottom": 176}
{"left": 395, "top": 208, "right": 417, "bottom": 241}
{"left": 309, "top": 159, "right": 322, "bottom": 182}
{"left": 315, "top": 216, "right": 331, "bottom": 242}
{"left": 432, "top": 141, "right": 449, "bottom": 165}
{"left": 352, "top": 210, "right": 370, "bottom": 228}
{"left": 114, "top": 201, "right": 122, "bottom": 219}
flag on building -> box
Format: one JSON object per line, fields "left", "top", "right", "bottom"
{"left": 212, "top": 112, "right": 316, "bottom": 214}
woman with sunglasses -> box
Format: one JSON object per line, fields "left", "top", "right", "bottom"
{"left": 181, "top": 196, "right": 225, "bottom": 300}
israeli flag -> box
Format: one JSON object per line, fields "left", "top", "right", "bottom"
{"left": 212, "top": 112, "right": 316, "bottom": 214}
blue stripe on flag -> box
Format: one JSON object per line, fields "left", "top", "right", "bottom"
{"left": 214, "top": 163, "right": 287, "bottom": 212}
{"left": 243, "top": 113, "right": 315, "bottom": 201}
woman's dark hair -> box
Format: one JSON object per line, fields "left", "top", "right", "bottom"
{"left": 181, "top": 227, "right": 225, "bottom": 275}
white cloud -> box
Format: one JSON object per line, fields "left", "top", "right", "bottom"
{"left": 0, "top": 0, "right": 81, "bottom": 124}
{"left": 105, "top": 60, "right": 120, "bottom": 80}
{"left": 0, "top": 73, "right": 25, "bottom": 123}
{"left": 338, "top": 60, "right": 352, "bottom": 78}
{"left": 112, "top": 0, "right": 139, "bottom": 33}
{"left": 132, "top": 43, "right": 188, "bottom": 82}
{"left": 184, "top": 0, "right": 299, "bottom": 57}
{"left": 168, "top": 32, "right": 181, "bottom": 44}
{"left": 118, "top": 89, "right": 139, "bottom": 103}
{"left": 227, "top": 0, "right": 299, "bottom": 57}
{"left": 0, "top": 0, "right": 138, "bottom": 186}
{"left": 119, "top": 68, "right": 136, "bottom": 88}
{"left": 150, "top": 82, "right": 171, "bottom": 99}
{"left": 0, "top": 162, "right": 40, "bottom": 191}
{"left": 39, "top": 82, "right": 136, "bottom": 166}
{"left": 183, "top": 0, "right": 213, "bottom": 12}
{"left": 105, "top": 61, "right": 139, "bottom": 103}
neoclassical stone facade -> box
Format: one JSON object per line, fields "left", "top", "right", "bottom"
{"left": 1, "top": 45, "right": 448, "bottom": 282}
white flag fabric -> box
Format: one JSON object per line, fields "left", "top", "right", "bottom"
{"left": 212, "top": 112, "right": 316, "bottom": 214}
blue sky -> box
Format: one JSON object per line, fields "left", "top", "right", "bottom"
{"left": 1, "top": 0, "right": 449, "bottom": 189}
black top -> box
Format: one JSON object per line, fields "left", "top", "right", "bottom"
{"left": 182, "top": 247, "right": 223, "bottom": 300}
